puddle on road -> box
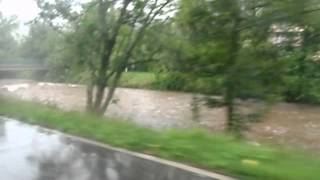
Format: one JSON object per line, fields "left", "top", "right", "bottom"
{"left": 0, "top": 117, "right": 106, "bottom": 180}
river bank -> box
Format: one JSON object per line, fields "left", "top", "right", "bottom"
{"left": 1, "top": 79, "right": 320, "bottom": 151}
{"left": 1, "top": 97, "right": 320, "bottom": 180}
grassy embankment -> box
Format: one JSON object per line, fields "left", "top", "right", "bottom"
{"left": 119, "top": 72, "right": 156, "bottom": 89}
{"left": 119, "top": 72, "right": 221, "bottom": 94}
{"left": 0, "top": 96, "right": 320, "bottom": 180}
{"left": 119, "top": 72, "right": 320, "bottom": 104}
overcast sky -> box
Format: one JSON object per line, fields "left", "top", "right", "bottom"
{"left": 0, "top": 0, "right": 40, "bottom": 35}
{"left": 0, "top": 0, "right": 173, "bottom": 36}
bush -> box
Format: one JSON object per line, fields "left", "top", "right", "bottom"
{"left": 283, "top": 76, "right": 320, "bottom": 104}
{"left": 152, "top": 72, "right": 187, "bottom": 91}
{"left": 119, "top": 72, "right": 156, "bottom": 89}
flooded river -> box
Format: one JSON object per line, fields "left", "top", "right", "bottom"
{"left": 1, "top": 79, "right": 320, "bottom": 151}
{"left": 0, "top": 80, "right": 225, "bottom": 130}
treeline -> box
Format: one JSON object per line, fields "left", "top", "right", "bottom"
{"left": 2, "top": 0, "right": 320, "bottom": 131}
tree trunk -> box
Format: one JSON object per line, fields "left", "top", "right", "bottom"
{"left": 89, "top": 0, "right": 131, "bottom": 114}
{"left": 100, "top": 71, "right": 123, "bottom": 114}
{"left": 86, "top": 82, "right": 94, "bottom": 112}
{"left": 93, "top": 82, "right": 106, "bottom": 110}
{"left": 296, "top": 30, "right": 309, "bottom": 100}
{"left": 85, "top": 0, "right": 168, "bottom": 115}
{"left": 225, "top": 81, "right": 236, "bottom": 132}
{"left": 297, "top": 53, "right": 306, "bottom": 100}
{"left": 191, "top": 94, "right": 200, "bottom": 122}
{"left": 225, "top": 10, "right": 241, "bottom": 133}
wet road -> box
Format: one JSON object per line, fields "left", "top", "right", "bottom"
{"left": 0, "top": 117, "right": 232, "bottom": 180}
{"left": 1, "top": 80, "right": 320, "bottom": 151}
{"left": 0, "top": 117, "right": 107, "bottom": 180}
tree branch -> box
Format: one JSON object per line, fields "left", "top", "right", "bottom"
{"left": 239, "top": 8, "right": 320, "bottom": 32}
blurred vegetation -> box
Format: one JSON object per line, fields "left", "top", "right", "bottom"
{"left": 1, "top": 96, "right": 320, "bottom": 180}
{"left": 1, "top": 0, "right": 320, "bottom": 138}
{"left": 0, "top": 13, "right": 18, "bottom": 61}
{"left": 118, "top": 72, "right": 156, "bottom": 89}
{"left": 1, "top": 0, "right": 320, "bottom": 178}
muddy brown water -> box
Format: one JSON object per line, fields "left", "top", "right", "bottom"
{"left": 1, "top": 79, "right": 320, "bottom": 151}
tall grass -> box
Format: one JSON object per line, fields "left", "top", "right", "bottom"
{"left": 0, "top": 96, "right": 320, "bottom": 179}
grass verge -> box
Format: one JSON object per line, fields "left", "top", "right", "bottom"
{"left": 119, "top": 72, "right": 156, "bottom": 89}
{"left": 0, "top": 96, "right": 320, "bottom": 180}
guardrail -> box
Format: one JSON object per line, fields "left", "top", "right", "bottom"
{"left": 0, "top": 64, "right": 48, "bottom": 71}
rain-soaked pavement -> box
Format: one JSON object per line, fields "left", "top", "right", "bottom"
{"left": 1, "top": 79, "right": 320, "bottom": 151}
{"left": 0, "top": 117, "right": 232, "bottom": 180}
{"left": 0, "top": 117, "right": 110, "bottom": 180}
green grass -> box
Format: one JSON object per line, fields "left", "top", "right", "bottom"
{"left": 59, "top": 71, "right": 157, "bottom": 89}
{"left": 119, "top": 72, "right": 223, "bottom": 94}
{"left": 0, "top": 96, "right": 320, "bottom": 179}
{"left": 119, "top": 72, "right": 156, "bottom": 89}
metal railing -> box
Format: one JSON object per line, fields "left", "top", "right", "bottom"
{"left": 0, "top": 64, "right": 48, "bottom": 71}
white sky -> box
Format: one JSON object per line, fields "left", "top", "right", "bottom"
{"left": 0, "top": 0, "right": 174, "bottom": 36}
{"left": 0, "top": 0, "right": 40, "bottom": 35}
{"left": 0, "top": 0, "right": 91, "bottom": 36}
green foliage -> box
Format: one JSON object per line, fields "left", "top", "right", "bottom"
{"left": 119, "top": 72, "right": 156, "bottom": 89}
{"left": 33, "top": 0, "right": 176, "bottom": 113}
{"left": 2, "top": 0, "right": 319, "bottom": 107}
{"left": 175, "top": 0, "right": 283, "bottom": 132}
{"left": 1, "top": 96, "right": 320, "bottom": 180}
{"left": 280, "top": 26, "right": 320, "bottom": 104}
{"left": 0, "top": 13, "right": 18, "bottom": 61}
{"left": 284, "top": 74, "right": 320, "bottom": 104}
{"left": 153, "top": 71, "right": 187, "bottom": 91}
{"left": 177, "top": 0, "right": 287, "bottom": 99}
{"left": 19, "top": 23, "right": 58, "bottom": 62}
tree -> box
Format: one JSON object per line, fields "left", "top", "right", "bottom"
{"left": 274, "top": 4, "right": 320, "bottom": 104}
{"left": 89, "top": 0, "right": 175, "bottom": 114}
{"left": 177, "top": 0, "right": 320, "bottom": 134}
{"left": 18, "top": 22, "right": 62, "bottom": 64}
{"left": 36, "top": 0, "right": 175, "bottom": 114}
{"left": 0, "top": 13, "right": 18, "bottom": 61}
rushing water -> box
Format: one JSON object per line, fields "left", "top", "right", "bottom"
{"left": 1, "top": 79, "right": 320, "bottom": 151}
{"left": 0, "top": 80, "right": 226, "bottom": 130}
